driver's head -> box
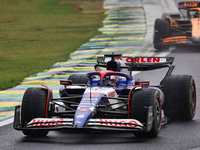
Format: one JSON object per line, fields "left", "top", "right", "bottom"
{"left": 110, "top": 75, "right": 118, "bottom": 86}
{"left": 103, "top": 75, "right": 118, "bottom": 86}
{"left": 103, "top": 76, "right": 110, "bottom": 86}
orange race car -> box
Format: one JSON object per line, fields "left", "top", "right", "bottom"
{"left": 153, "top": 1, "right": 200, "bottom": 50}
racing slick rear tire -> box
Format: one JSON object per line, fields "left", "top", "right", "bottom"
{"left": 153, "top": 18, "right": 170, "bottom": 50}
{"left": 68, "top": 74, "right": 88, "bottom": 84}
{"left": 162, "top": 75, "right": 196, "bottom": 121}
{"left": 131, "top": 88, "right": 162, "bottom": 138}
{"left": 21, "top": 87, "right": 53, "bottom": 137}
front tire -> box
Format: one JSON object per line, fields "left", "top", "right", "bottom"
{"left": 131, "top": 88, "right": 162, "bottom": 138}
{"left": 21, "top": 87, "right": 52, "bottom": 137}
{"left": 162, "top": 75, "right": 196, "bottom": 121}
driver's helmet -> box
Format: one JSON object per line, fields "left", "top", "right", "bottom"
{"left": 102, "top": 75, "right": 118, "bottom": 86}
{"left": 110, "top": 75, "right": 118, "bottom": 86}
{"left": 102, "top": 76, "right": 110, "bottom": 86}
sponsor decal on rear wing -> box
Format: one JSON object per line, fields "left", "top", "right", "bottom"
{"left": 103, "top": 56, "right": 174, "bottom": 65}
{"left": 179, "top": 1, "right": 200, "bottom": 9}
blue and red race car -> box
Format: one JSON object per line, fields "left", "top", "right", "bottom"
{"left": 13, "top": 53, "right": 196, "bottom": 138}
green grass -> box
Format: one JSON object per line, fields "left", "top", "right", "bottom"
{"left": 0, "top": 0, "right": 105, "bottom": 90}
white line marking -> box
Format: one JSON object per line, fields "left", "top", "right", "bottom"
{"left": 0, "top": 117, "right": 14, "bottom": 127}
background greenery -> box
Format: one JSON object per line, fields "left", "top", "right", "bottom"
{"left": 0, "top": 0, "right": 105, "bottom": 90}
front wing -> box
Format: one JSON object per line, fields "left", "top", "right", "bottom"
{"left": 13, "top": 105, "right": 153, "bottom": 132}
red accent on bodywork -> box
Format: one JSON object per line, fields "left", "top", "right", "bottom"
{"left": 135, "top": 81, "right": 149, "bottom": 86}
{"left": 80, "top": 108, "right": 88, "bottom": 111}
{"left": 41, "top": 85, "right": 50, "bottom": 118}
{"left": 60, "top": 80, "right": 72, "bottom": 85}
{"left": 99, "top": 119, "right": 138, "bottom": 127}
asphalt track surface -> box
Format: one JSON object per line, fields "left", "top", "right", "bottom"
{"left": 1, "top": 0, "right": 200, "bottom": 150}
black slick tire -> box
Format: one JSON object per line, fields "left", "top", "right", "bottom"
{"left": 162, "top": 75, "right": 196, "bottom": 121}
{"left": 21, "top": 87, "right": 52, "bottom": 137}
{"left": 131, "top": 88, "right": 162, "bottom": 138}
{"left": 153, "top": 18, "right": 170, "bottom": 50}
{"left": 68, "top": 74, "right": 88, "bottom": 84}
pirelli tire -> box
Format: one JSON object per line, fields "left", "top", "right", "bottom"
{"left": 68, "top": 74, "right": 89, "bottom": 84}
{"left": 162, "top": 75, "right": 196, "bottom": 121}
{"left": 131, "top": 88, "right": 162, "bottom": 138}
{"left": 153, "top": 18, "right": 170, "bottom": 50}
{"left": 21, "top": 87, "right": 53, "bottom": 137}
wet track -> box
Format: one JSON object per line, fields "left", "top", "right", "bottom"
{"left": 1, "top": 0, "right": 200, "bottom": 150}
{"left": 1, "top": 47, "right": 200, "bottom": 150}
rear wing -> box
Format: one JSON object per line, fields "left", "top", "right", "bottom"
{"left": 105, "top": 56, "right": 174, "bottom": 65}
{"left": 96, "top": 54, "right": 174, "bottom": 71}
{"left": 178, "top": 1, "right": 200, "bottom": 9}
{"left": 95, "top": 53, "right": 175, "bottom": 83}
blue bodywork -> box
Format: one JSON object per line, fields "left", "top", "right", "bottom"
{"left": 68, "top": 71, "right": 164, "bottom": 127}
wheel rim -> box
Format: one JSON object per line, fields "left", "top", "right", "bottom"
{"left": 155, "top": 97, "right": 162, "bottom": 130}
{"left": 191, "top": 82, "right": 196, "bottom": 114}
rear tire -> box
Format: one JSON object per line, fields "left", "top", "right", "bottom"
{"left": 131, "top": 88, "right": 162, "bottom": 138}
{"left": 68, "top": 74, "right": 88, "bottom": 84}
{"left": 153, "top": 18, "right": 170, "bottom": 50}
{"left": 162, "top": 75, "right": 196, "bottom": 121}
{"left": 21, "top": 87, "right": 52, "bottom": 137}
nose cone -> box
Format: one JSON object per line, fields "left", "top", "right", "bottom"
{"left": 73, "top": 90, "right": 105, "bottom": 127}
{"left": 73, "top": 108, "right": 93, "bottom": 127}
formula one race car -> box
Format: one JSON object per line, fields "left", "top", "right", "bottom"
{"left": 13, "top": 53, "right": 196, "bottom": 138}
{"left": 153, "top": 1, "right": 200, "bottom": 50}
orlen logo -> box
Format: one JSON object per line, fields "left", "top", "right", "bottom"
{"left": 113, "top": 57, "right": 166, "bottom": 63}
{"left": 99, "top": 119, "right": 138, "bottom": 128}
{"left": 30, "top": 119, "right": 63, "bottom": 126}
{"left": 134, "top": 57, "right": 161, "bottom": 63}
